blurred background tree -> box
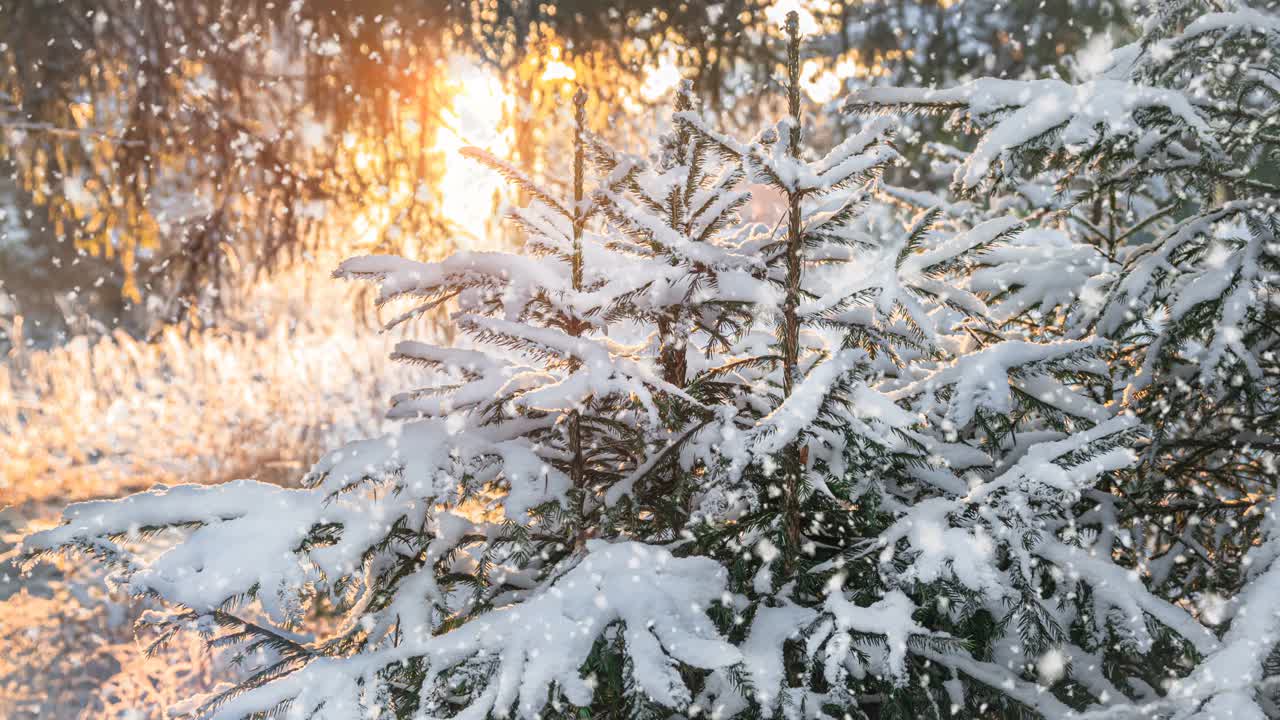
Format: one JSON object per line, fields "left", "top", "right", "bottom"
{"left": 0, "top": 0, "right": 1126, "bottom": 345}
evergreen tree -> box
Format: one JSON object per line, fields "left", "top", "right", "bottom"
{"left": 648, "top": 13, "right": 1143, "bottom": 719}
{"left": 22, "top": 86, "right": 749, "bottom": 719}
{"left": 848, "top": 0, "right": 1280, "bottom": 716}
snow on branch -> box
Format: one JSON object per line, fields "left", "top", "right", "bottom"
{"left": 845, "top": 78, "right": 1217, "bottom": 191}
{"left": 198, "top": 541, "right": 741, "bottom": 720}
{"left": 890, "top": 338, "right": 1107, "bottom": 426}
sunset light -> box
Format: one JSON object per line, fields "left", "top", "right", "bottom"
{"left": 540, "top": 44, "right": 577, "bottom": 83}
{"left": 640, "top": 53, "right": 684, "bottom": 102}
{"left": 435, "top": 62, "right": 514, "bottom": 247}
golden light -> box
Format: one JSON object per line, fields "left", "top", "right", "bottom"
{"left": 764, "top": 0, "right": 825, "bottom": 35}
{"left": 801, "top": 48, "right": 910, "bottom": 103}
{"left": 801, "top": 59, "right": 842, "bottom": 104}
{"left": 541, "top": 45, "right": 577, "bottom": 82}
{"left": 335, "top": 59, "right": 514, "bottom": 257}
{"left": 435, "top": 61, "right": 514, "bottom": 248}
{"left": 640, "top": 53, "right": 683, "bottom": 102}
{"left": 350, "top": 205, "right": 389, "bottom": 247}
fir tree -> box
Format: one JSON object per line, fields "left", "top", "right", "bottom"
{"left": 848, "top": 0, "right": 1280, "bottom": 716}
{"left": 672, "top": 13, "right": 1075, "bottom": 718}
{"left": 22, "top": 87, "right": 751, "bottom": 719}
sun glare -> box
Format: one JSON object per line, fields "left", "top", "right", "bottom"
{"left": 343, "top": 60, "right": 513, "bottom": 255}
{"left": 801, "top": 48, "right": 909, "bottom": 103}
{"left": 801, "top": 59, "right": 842, "bottom": 103}
{"left": 640, "top": 53, "right": 683, "bottom": 102}
{"left": 436, "top": 62, "right": 514, "bottom": 248}
{"left": 764, "top": 0, "right": 824, "bottom": 35}
{"left": 541, "top": 44, "right": 577, "bottom": 82}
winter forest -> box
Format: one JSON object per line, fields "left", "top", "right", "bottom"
{"left": 1, "top": 1, "right": 1279, "bottom": 719}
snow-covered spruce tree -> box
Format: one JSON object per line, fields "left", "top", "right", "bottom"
{"left": 859, "top": 143, "right": 1193, "bottom": 720}
{"left": 11, "top": 20, "right": 981, "bottom": 718}
{"left": 581, "top": 81, "right": 763, "bottom": 545}
{"left": 657, "top": 13, "right": 1136, "bottom": 719}
{"left": 21, "top": 88, "right": 758, "bottom": 719}
{"left": 847, "top": 1, "right": 1280, "bottom": 717}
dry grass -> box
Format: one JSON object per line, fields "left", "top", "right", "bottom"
{"left": 0, "top": 312, "right": 400, "bottom": 508}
